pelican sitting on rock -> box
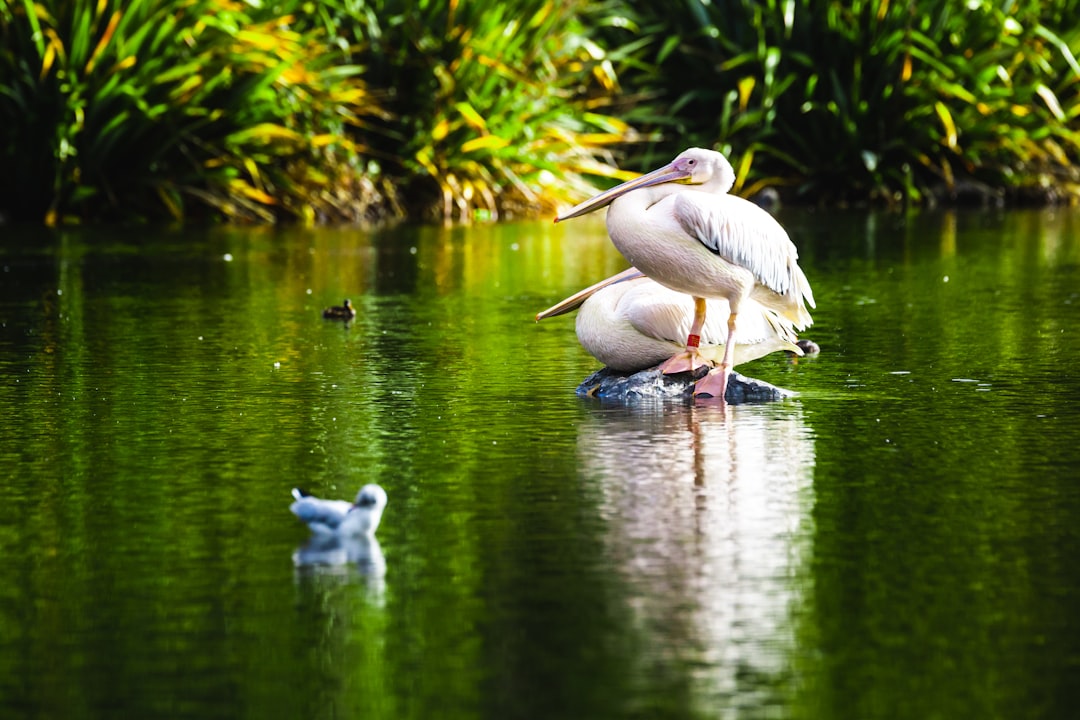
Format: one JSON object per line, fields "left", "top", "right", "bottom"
{"left": 290, "top": 484, "right": 387, "bottom": 537}
{"left": 555, "top": 148, "right": 815, "bottom": 400}
{"left": 537, "top": 267, "right": 803, "bottom": 373}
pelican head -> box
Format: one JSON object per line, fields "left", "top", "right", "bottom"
{"left": 556, "top": 148, "right": 735, "bottom": 222}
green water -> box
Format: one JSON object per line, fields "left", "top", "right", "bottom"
{"left": 1, "top": 209, "right": 1078, "bottom": 719}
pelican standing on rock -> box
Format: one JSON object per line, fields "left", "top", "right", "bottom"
{"left": 555, "top": 148, "right": 815, "bottom": 400}
{"left": 536, "top": 267, "right": 803, "bottom": 373}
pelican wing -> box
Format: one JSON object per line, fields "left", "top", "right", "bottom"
{"left": 621, "top": 283, "right": 692, "bottom": 345}
{"left": 623, "top": 284, "right": 798, "bottom": 350}
{"left": 759, "top": 306, "right": 803, "bottom": 350}
{"left": 673, "top": 193, "right": 816, "bottom": 310}
{"left": 619, "top": 279, "right": 731, "bottom": 346}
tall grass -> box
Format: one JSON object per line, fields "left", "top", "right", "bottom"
{"left": 606, "top": 0, "right": 1080, "bottom": 203}
{"left": 0, "top": 0, "right": 390, "bottom": 224}
{"left": 325, "top": 0, "right": 640, "bottom": 222}
{"left": 4, "top": 0, "right": 1080, "bottom": 224}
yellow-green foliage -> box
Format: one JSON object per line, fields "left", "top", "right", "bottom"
{"left": 331, "top": 0, "right": 640, "bottom": 222}
{"left": 604, "top": 0, "right": 1080, "bottom": 203}
{"left": 6, "top": 0, "right": 1080, "bottom": 225}
{"left": 0, "top": 0, "right": 390, "bottom": 224}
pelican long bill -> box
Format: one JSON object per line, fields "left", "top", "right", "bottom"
{"left": 555, "top": 164, "right": 691, "bottom": 222}
{"left": 535, "top": 267, "right": 644, "bottom": 321}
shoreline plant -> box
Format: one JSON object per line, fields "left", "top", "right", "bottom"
{"left": 604, "top": 0, "right": 1080, "bottom": 205}
{"left": 0, "top": 0, "right": 393, "bottom": 224}
{"left": 3, "top": 0, "right": 1080, "bottom": 226}
{"left": 305, "top": 0, "right": 642, "bottom": 222}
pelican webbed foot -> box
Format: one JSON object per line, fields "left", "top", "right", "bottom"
{"left": 657, "top": 348, "right": 714, "bottom": 376}
{"left": 692, "top": 366, "right": 730, "bottom": 400}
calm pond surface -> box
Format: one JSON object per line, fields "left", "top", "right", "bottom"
{"left": 2, "top": 208, "right": 1079, "bottom": 719}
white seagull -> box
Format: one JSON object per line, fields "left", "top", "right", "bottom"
{"left": 290, "top": 484, "right": 387, "bottom": 537}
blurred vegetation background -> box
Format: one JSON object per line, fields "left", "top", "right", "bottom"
{"left": 2, "top": 0, "right": 1079, "bottom": 225}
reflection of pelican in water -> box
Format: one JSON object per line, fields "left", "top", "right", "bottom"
{"left": 576, "top": 405, "right": 815, "bottom": 712}
{"left": 537, "top": 267, "right": 803, "bottom": 373}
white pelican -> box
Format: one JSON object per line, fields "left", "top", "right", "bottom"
{"left": 290, "top": 484, "right": 387, "bottom": 537}
{"left": 555, "top": 148, "right": 815, "bottom": 400}
{"left": 536, "top": 267, "right": 803, "bottom": 373}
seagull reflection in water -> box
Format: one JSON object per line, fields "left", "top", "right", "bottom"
{"left": 293, "top": 533, "right": 386, "bottom": 577}
{"left": 576, "top": 404, "right": 815, "bottom": 707}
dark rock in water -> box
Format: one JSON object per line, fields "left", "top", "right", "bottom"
{"left": 575, "top": 366, "right": 796, "bottom": 404}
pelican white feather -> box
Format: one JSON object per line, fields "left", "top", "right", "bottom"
{"left": 673, "top": 193, "right": 814, "bottom": 320}
{"left": 555, "top": 147, "right": 816, "bottom": 399}
{"left": 538, "top": 270, "right": 801, "bottom": 373}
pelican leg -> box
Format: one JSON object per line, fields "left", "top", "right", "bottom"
{"left": 694, "top": 311, "right": 737, "bottom": 400}
{"left": 658, "top": 297, "right": 713, "bottom": 374}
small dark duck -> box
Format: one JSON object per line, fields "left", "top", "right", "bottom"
{"left": 322, "top": 299, "right": 356, "bottom": 320}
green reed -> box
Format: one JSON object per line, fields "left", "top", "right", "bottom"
{"left": 3, "top": 0, "right": 1079, "bottom": 225}
{"left": 605, "top": 0, "right": 1080, "bottom": 204}
{"left": 0, "top": 0, "right": 386, "bottom": 224}
{"left": 322, "top": 0, "right": 639, "bottom": 222}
